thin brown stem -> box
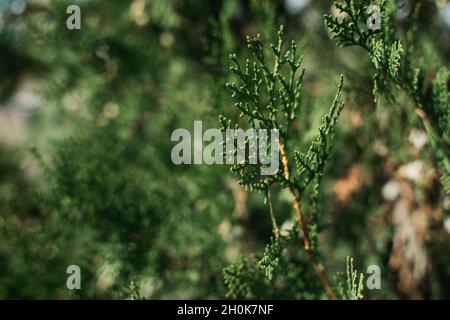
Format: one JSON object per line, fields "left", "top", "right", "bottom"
{"left": 267, "top": 188, "right": 280, "bottom": 239}
{"left": 279, "top": 142, "right": 337, "bottom": 300}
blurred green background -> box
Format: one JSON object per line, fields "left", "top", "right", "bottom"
{"left": 0, "top": 0, "right": 449, "bottom": 299}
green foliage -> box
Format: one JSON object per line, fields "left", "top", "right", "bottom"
{"left": 222, "top": 26, "right": 345, "bottom": 194}
{"left": 1, "top": 0, "right": 449, "bottom": 300}
{"left": 337, "top": 257, "right": 364, "bottom": 300}
{"left": 127, "top": 281, "right": 143, "bottom": 300}
{"left": 259, "top": 236, "right": 285, "bottom": 281}
{"left": 222, "top": 26, "right": 345, "bottom": 299}
{"left": 325, "top": 0, "right": 386, "bottom": 49}
{"left": 222, "top": 25, "right": 304, "bottom": 191}
{"left": 325, "top": 0, "right": 450, "bottom": 193}
{"left": 223, "top": 225, "right": 325, "bottom": 299}
{"left": 294, "top": 77, "right": 344, "bottom": 192}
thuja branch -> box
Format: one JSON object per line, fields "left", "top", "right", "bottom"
{"left": 280, "top": 142, "right": 336, "bottom": 300}
{"left": 279, "top": 142, "right": 310, "bottom": 250}
{"left": 222, "top": 26, "right": 345, "bottom": 299}
{"left": 266, "top": 188, "right": 280, "bottom": 239}
{"left": 325, "top": 0, "right": 450, "bottom": 193}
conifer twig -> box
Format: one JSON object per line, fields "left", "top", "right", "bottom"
{"left": 279, "top": 142, "right": 337, "bottom": 300}
{"left": 267, "top": 187, "right": 280, "bottom": 239}
{"left": 224, "top": 26, "right": 343, "bottom": 299}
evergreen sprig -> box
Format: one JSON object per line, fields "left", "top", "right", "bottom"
{"left": 326, "top": 0, "right": 450, "bottom": 193}
{"left": 325, "top": 0, "right": 386, "bottom": 49}
{"left": 337, "top": 257, "right": 364, "bottom": 300}
{"left": 222, "top": 26, "right": 346, "bottom": 299}
{"left": 223, "top": 224, "right": 324, "bottom": 299}
{"left": 294, "top": 78, "right": 344, "bottom": 193}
